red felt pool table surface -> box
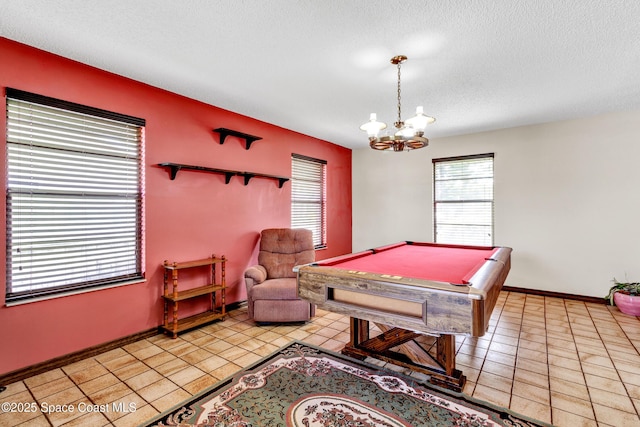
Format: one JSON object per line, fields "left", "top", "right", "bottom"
{"left": 316, "top": 242, "right": 499, "bottom": 285}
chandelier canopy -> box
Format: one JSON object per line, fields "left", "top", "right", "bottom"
{"left": 360, "top": 55, "right": 435, "bottom": 152}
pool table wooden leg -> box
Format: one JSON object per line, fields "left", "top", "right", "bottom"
{"left": 350, "top": 317, "right": 369, "bottom": 347}
{"left": 342, "top": 318, "right": 466, "bottom": 392}
{"left": 436, "top": 334, "right": 455, "bottom": 376}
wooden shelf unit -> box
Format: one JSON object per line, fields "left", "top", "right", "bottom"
{"left": 162, "top": 255, "right": 226, "bottom": 338}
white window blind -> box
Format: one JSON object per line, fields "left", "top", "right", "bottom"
{"left": 433, "top": 154, "right": 494, "bottom": 246}
{"left": 5, "top": 88, "right": 145, "bottom": 302}
{"left": 291, "top": 154, "right": 327, "bottom": 248}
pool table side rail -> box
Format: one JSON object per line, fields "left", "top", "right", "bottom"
{"left": 467, "top": 246, "right": 512, "bottom": 334}
{"left": 297, "top": 266, "right": 475, "bottom": 294}
{"left": 296, "top": 266, "right": 472, "bottom": 334}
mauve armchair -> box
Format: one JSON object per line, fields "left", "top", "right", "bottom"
{"left": 244, "top": 228, "right": 316, "bottom": 323}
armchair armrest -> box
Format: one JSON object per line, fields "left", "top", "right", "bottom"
{"left": 245, "top": 265, "right": 267, "bottom": 285}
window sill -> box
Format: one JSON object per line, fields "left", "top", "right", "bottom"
{"left": 4, "top": 278, "right": 147, "bottom": 307}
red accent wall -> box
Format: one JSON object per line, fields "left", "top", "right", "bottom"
{"left": 0, "top": 37, "right": 352, "bottom": 375}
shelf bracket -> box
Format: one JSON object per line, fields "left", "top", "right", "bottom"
{"left": 163, "top": 163, "right": 182, "bottom": 180}
{"left": 242, "top": 173, "right": 255, "bottom": 186}
{"left": 213, "top": 127, "right": 263, "bottom": 150}
{"left": 240, "top": 172, "right": 289, "bottom": 188}
{"left": 223, "top": 172, "right": 234, "bottom": 184}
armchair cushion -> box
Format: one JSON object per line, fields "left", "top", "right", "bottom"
{"left": 258, "top": 228, "right": 315, "bottom": 279}
{"left": 250, "top": 278, "right": 299, "bottom": 300}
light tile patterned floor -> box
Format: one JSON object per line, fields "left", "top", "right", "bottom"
{"left": 1, "top": 291, "right": 640, "bottom": 426}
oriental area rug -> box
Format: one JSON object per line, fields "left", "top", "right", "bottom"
{"left": 143, "top": 341, "right": 549, "bottom": 427}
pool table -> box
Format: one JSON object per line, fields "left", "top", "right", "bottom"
{"left": 295, "top": 241, "right": 512, "bottom": 391}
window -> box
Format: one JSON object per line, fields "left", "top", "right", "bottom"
{"left": 291, "top": 154, "right": 326, "bottom": 248}
{"left": 5, "top": 88, "right": 145, "bottom": 303}
{"left": 433, "top": 154, "right": 494, "bottom": 246}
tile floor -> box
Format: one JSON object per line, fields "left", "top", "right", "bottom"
{"left": 1, "top": 291, "right": 640, "bottom": 426}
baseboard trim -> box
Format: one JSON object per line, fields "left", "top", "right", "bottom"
{"left": 0, "top": 327, "right": 159, "bottom": 387}
{"left": 503, "top": 286, "right": 605, "bottom": 305}
{"left": 0, "top": 301, "right": 246, "bottom": 387}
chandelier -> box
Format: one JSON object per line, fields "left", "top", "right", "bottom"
{"left": 360, "top": 55, "right": 435, "bottom": 151}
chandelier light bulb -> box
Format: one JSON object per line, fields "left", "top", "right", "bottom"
{"left": 405, "top": 106, "right": 436, "bottom": 136}
{"left": 395, "top": 125, "right": 416, "bottom": 137}
{"left": 359, "top": 113, "right": 387, "bottom": 139}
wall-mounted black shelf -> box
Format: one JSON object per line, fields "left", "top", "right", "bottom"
{"left": 158, "top": 163, "right": 289, "bottom": 188}
{"left": 213, "top": 128, "right": 263, "bottom": 150}
{"left": 241, "top": 172, "right": 289, "bottom": 188}
{"left": 158, "top": 163, "right": 236, "bottom": 183}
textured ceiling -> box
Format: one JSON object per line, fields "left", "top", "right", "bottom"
{"left": 1, "top": 0, "right": 639, "bottom": 149}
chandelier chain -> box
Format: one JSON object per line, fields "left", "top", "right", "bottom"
{"left": 396, "top": 61, "right": 402, "bottom": 127}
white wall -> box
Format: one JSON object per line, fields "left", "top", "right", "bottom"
{"left": 352, "top": 110, "right": 640, "bottom": 298}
